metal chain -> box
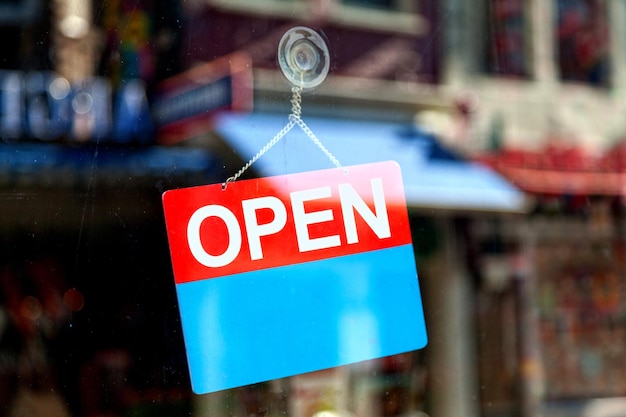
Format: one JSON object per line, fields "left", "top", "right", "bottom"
{"left": 291, "top": 86, "right": 302, "bottom": 118}
{"left": 223, "top": 119, "right": 295, "bottom": 187}
{"left": 223, "top": 86, "right": 344, "bottom": 188}
{"left": 289, "top": 114, "right": 343, "bottom": 170}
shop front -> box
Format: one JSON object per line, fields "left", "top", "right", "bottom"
{"left": 0, "top": 103, "right": 526, "bottom": 417}
{"left": 476, "top": 142, "right": 626, "bottom": 417}
{"left": 0, "top": 2, "right": 530, "bottom": 416}
{"left": 0, "top": 67, "right": 228, "bottom": 417}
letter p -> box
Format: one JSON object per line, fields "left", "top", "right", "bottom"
{"left": 242, "top": 197, "right": 288, "bottom": 260}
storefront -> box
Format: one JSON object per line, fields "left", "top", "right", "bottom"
{"left": 0, "top": 109, "right": 526, "bottom": 417}
{"left": 0, "top": 135, "right": 225, "bottom": 417}
{"left": 0, "top": 2, "right": 531, "bottom": 416}
{"left": 476, "top": 142, "right": 626, "bottom": 417}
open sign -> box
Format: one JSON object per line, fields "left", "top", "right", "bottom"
{"left": 186, "top": 177, "right": 391, "bottom": 268}
{"left": 162, "top": 161, "right": 427, "bottom": 394}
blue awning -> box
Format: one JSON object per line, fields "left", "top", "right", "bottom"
{"left": 215, "top": 112, "right": 526, "bottom": 213}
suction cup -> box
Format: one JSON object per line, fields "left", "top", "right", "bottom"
{"left": 278, "top": 26, "right": 330, "bottom": 90}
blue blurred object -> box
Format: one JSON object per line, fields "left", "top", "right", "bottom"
{"left": 215, "top": 112, "right": 526, "bottom": 213}
{"left": 0, "top": 143, "right": 216, "bottom": 184}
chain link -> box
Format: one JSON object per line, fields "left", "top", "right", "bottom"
{"left": 289, "top": 115, "right": 343, "bottom": 170}
{"left": 223, "top": 87, "right": 344, "bottom": 188}
{"left": 223, "top": 119, "right": 296, "bottom": 187}
{"left": 290, "top": 87, "right": 302, "bottom": 118}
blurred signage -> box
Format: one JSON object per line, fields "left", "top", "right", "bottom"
{"left": 153, "top": 52, "right": 253, "bottom": 145}
{"left": 0, "top": 71, "right": 153, "bottom": 144}
{"left": 0, "top": 0, "right": 42, "bottom": 24}
{"left": 162, "top": 161, "right": 428, "bottom": 394}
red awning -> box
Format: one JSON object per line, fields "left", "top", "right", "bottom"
{"left": 476, "top": 141, "right": 626, "bottom": 196}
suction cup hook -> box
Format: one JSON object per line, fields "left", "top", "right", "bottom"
{"left": 278, "top": 26, "right": 330, "bottom": 91}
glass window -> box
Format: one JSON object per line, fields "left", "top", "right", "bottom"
{"left": 9, "top": 1, "right": 626, "bottom": 417}
{"left": 484, "top": 0, "right": 528, "bottom": 77}
{"left": 555, "top": 0, "right": 610, "bottom": 86}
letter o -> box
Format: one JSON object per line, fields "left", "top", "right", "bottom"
{"left": 187, "top": 205, "right": 242, "bottom": 267}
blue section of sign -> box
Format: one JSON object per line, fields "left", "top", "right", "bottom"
{"left": 175, "top": 244, "right": 427, "bottom": 394}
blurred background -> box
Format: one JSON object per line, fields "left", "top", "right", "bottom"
{"left": 1, "top": 0, "right": 625, "bottom": 416}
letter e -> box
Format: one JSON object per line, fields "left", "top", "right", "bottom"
{"left": 291, "top": 187, "right": 341, "bottom": 252}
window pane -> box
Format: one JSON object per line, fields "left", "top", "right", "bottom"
{"left": 484, "top": 0, "right": 528, "bottom": 77}
{"left": 556, "top": 0, "right": 610, "bottom": 86}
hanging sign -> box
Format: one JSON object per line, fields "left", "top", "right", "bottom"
{"left": 162, "top": 161, "right": 427, "bottom": 394}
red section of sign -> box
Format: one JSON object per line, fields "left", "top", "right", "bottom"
{"left": 163, "top": 161, "right": 412, "bottom": 284}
